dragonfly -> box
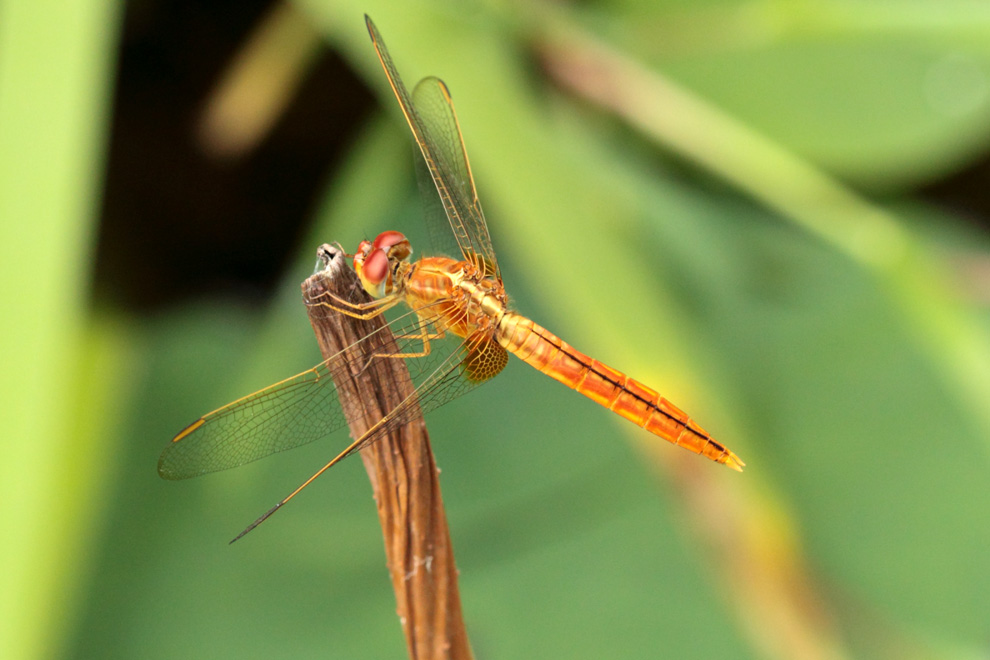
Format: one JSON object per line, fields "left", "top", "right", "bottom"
{"left": 159, "top": 15, "right": 744, "bottom": 541}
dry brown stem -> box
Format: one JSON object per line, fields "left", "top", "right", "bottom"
{"left": 301, "top": 244, "right": 472, "bottom": 660}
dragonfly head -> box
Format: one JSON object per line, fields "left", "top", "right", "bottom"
{"left": 354, "top": 230, "right": 412, "bottom": 298}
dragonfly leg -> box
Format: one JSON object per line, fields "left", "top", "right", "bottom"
{"left": 356, "top": 326, "right": 445, "bottom": 377}
{"left": 376, "top": 325, "right": 445, "bottom": 359}
{"left": 305, "top": 290, "right": 403, "bottom": 320}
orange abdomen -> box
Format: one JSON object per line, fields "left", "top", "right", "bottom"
{"left": 497, "top": 313, "right": 743, "bottom": 471}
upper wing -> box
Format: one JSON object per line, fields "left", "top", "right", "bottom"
{"left": 365, "top": 16, "right": 500, "bottom": 280}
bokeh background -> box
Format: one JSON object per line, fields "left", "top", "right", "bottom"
{"left": 3, "top": 0, "right": 990, "bottom": 658}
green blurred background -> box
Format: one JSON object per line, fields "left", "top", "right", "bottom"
{"left": 2, "top": 0, "right": 989, "bottom": 658}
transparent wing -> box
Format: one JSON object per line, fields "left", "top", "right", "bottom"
{"left": 366, "top": 16, "right": 500, "bottom": 280}
{"left": 158, "top": 301, "right": 501, "bottom": 480}
{"left": 413, "top": 126, "right": 461, "bottom": 263}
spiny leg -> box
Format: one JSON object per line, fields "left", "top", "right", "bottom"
{"left": 356, "top": 323, "right": 447, "bottom": 378}
{"left": 306, "top": 285, "right": 391, "bottom": 307}
{"left": 372, "top": 323, "right": 447, "bottom": 360}
{"left": 305, "top": 290, "right": 404, "bottom": 320}
{"left": 366, "top": 303, "right": 466, "bottom": 363}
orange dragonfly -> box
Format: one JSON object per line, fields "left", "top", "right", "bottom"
{"left": 159, "top": 16, "right": 743, "bottom": 540}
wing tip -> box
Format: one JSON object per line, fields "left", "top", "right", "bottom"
{"left": 157, "top": 418, "right": 206, "bottom": 480}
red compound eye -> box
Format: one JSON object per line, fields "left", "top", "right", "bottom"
{"left": 361, "top": 248, "right": 389, "bottom": 285}
{"left": 372, "top": 230, "right": 406, "bottom": 250}
{"left": 373, "top": 230, "right": 411, "bottom": 262}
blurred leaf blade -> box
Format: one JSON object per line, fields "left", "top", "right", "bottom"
{"left": 610, "top": 0, "right": 990, "bottom": 188}
{"left": 0, "top": 0, "right": 124, "bottom": 659}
